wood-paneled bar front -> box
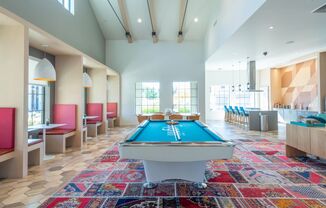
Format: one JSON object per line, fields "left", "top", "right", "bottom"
{"left": 286, "top": 124, "right": 326, "bottom": 159}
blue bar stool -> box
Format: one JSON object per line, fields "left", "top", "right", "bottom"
{"left": 240, "top": 107, "right": 249, "bottom": 125}
{"left": 224, "top": 106, "right": 230, "bottom": 122}
{"left": 228, "top": 106, "right": 236, "bottom": 123}
{"left": 235, "top": 106, "right": 243, "bottom": 124}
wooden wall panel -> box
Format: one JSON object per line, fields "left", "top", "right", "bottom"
{"left": 286, "top": 124, "right": 297, "bottom": 147}
{"left": 276, "top": 59, "right": 318, "bottom": 110}
{"left": 296, "top": 126, "right": 311, "bottom": 153}
{"left": 311, "top": 128, "right": 326, "bottom": 158}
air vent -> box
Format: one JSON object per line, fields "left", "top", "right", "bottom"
{"left": 312, "top": 3, "right": 326, "bottom": 13}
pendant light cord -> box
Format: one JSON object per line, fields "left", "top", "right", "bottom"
{"left": 238, "top": 61, "right": 241, "bottom": 91}
{"left": 232, "top": 65, "right": 235, "bottom": 92}
{"left": 107, "top": 0, "right": 128, "bottom": 33}
{"left": 238, "top": 62, "right": 240, "bottom": 84}
{"left": 180, "top": 0, "right": 189, "bottom": 32}
{"left": 147, "top": 0, "right": 154, "bottom": 32}
{"left": 42, "top": 45, "right": 48, "bottom": 59}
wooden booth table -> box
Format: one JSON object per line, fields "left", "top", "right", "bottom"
{"left": 83, "top": 116, "right": 98, "bottom": 126}
{"left": 83, "top": 116, "right": 98, "bottom": 140}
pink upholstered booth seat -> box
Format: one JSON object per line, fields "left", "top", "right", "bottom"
{"left": 86, "top": 120, "right": 98, "bottom": 124}
{"left": 107, "top": 103, "right": 118, "bottom": 119}
{"left": 0, "top": 108, "right": 15, "bottom": 154}
{"left": 86, "top": 103, "right": 103, "bottom": 124}
{"left": 0, "top": 149, "right": 13, "bottom": 156}
{"left": 46, "top": 104, "right": 77, "bottom": 135}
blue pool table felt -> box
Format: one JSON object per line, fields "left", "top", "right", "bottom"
{"left": 128, "top": 120, "right": 224, "bottom": 143}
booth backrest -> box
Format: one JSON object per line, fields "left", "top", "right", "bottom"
{"left": 53, "top": 104, "right": 77, "bottom": 130}
{"left": 107, "top": 103, "right": 118, "bottom": 118}
{"left": 0, "top": 108, "right": 15, "bottom": 149}
{"left": 87, "top": 103, "right": 103, "bottom": 122}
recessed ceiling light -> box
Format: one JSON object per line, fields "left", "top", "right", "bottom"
{"left": 194, "top": 18, "right": 199, "bottom": 23}
{"left": 269, "top": 26, "right": 274, "bottom": 30}
{"left": 137, "top": 18, "right": 142, "bottom": 23}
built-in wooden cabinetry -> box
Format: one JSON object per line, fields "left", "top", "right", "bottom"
{"left": 310, "top": 128, "right": 326, "bottom": 158}
{"left": 286, "top": 124, "right": 326, "bottom": 158}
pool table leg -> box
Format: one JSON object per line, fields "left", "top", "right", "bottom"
{"left": 194, "top": 182, "right": 207, "bottom": 189}
{"left": 143, "top": 182, "right": 157, "bottom": 189}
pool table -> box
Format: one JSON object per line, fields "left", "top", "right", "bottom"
{"left": 119, "top": 120, "right": 235, "bottom": 189}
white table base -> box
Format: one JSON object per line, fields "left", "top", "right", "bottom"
{"left": 143, "top": 160, "right": 207, "bottom": 187}
{"left": 42, "top": 128, "right": 54, "bottom": 160}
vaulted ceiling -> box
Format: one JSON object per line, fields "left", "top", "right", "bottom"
{"left": 90, "top": 0, "right": 326, "bottom": 70}
{"left": 89, "top": 0, "right": 216, "bottom": 42}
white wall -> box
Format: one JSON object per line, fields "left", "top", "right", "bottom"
{"left": 88, "top": 68, "right": 108, "bottom": 134}
{"left": 205, "top": 70, "right": 247, "bottom": 120}
{"left": 55, "top": 55, "right": 84, "bottom": 148}
{"left": 0, "top": 0, "right": 105, "bottom": 63}
{"left": 205, "top": 0, "right": 266, "bottom": 59}
{"left": 107, "top": 40, "right": 205, "bottom": 125}
{"left": 107, "top": 75, "right": 120, "bottom": 109}
{"left": 107, "top": 76, "right": 120, "bottom": 104}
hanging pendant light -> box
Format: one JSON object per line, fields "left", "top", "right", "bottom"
{"left": 33, "top": 45, "right": 56, "bottom": 81}
{"left": 232, "top": 64, "right": 235, "bottom": 93}
{"left": 246, "top": 57, "right": 250, "bottom": 91}
{"left": 238, "top": 61, "right": 242, "bottom": 92}
{"left": 83, "top": 72, "right": 93, "bottom": 88}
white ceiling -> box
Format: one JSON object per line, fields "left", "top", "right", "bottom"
{"left": 206, "top": 0, "right": 326, "bottom": 71}
{"left": 89, "top": 0, "right": 216, "bottom": 41}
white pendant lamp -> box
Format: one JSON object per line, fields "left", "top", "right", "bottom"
{"left": 83, "top": 72, "right": 93, "bottom": 88}
{"left": 32, "top": 45, "right": 56, "bottom": 81}
{"left": 33, "top": 58, "right": 56, "bottom": 81}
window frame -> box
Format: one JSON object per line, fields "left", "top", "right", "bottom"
{"left": 172, "top": 81, "right": 198, "bottom": 114}
{"left": 209, "top": 84, "right": 256, "bottom": 111}
{"left": 57, "top": 0, "right": 75, "bottom": 15}
{"left": 209, "top": 85, "right": 230, "bottom": 111}
{"left": 28, "top": 84, "right": 46, "bottom": 126}
{"left": 135, "top": 82, "right": 160, "bottom": 114}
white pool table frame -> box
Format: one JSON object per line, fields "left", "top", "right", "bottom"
{"left": 119, "top": 120, "right": 235, "bottom": 188}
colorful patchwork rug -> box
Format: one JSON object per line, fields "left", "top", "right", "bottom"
{"left": 40, "top": 127, "right": 326, "bottom": 208}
